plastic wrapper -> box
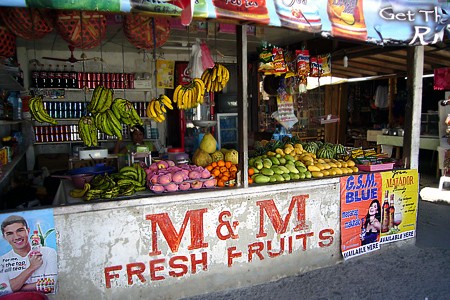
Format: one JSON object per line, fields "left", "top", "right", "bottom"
{"left": 200, "top": 41, "right": 215, "bottom": 70}
{"left": 272, "top": 47, "right": 288, "bottom": 76}
{"left": 257, "top": 41, "right": 274, "bottom": 74}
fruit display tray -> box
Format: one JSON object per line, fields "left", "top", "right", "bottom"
{"left": 357, "top": 162, "right": 395, "bottom": 172}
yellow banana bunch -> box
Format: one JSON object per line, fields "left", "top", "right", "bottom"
{"left": 173, "top": 78, "right": 205, "bottom": 110}
{"left": 29, "top": 96, "right": 57, "bottom": 125}
{"left": 201, "top": 63, "right": 230, "bottom": 93}
{"left": 146, "top": 94, "right": 174, "bottom": 123}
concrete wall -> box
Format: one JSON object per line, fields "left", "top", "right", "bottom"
{"left": 51, "top": 178, "right": 342, "bottom": 299}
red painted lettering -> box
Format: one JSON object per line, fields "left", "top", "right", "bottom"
{"left": 104, "top": 265, "right": 122, "bottom": 288}
{"left": 168, "top": 256, "right": 189, "bottom": 277}
{"left": 256, "top": 195, "right": 309, "bottom": 238}
{"left": 227, "top": 246, "right": 242, "bottom": 267}
{"left": 248, "top": 242, "right": 264, "bottom": 262}
{"left": 150, "top": 258, "right": 165, "bottom": 281}
{"left": 146, "top": 208, "right": 208, "bottom": 255}
{"left": 267, "top": 238, "right": 284, "bottom": 258}
{"left": 288, "top": 235, "right": 293, "bottom": 253}
{"left": 295, "top": 232, "right": 314, "bottom": 251}
{"left": 126, "top": 262, "right": 146, "bottom": 285}
{"left": 191, "top": 252, "right": 208, "bottom": 274}
{"left": 318, "top": 228, "right": 334, "bottom": 247}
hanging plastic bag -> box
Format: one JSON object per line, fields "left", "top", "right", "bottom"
{"left": 187, "top": 39, "right": 203, "bottom": 79}
{"left": 200, "top": 41, "right": 215, "bottom": 70}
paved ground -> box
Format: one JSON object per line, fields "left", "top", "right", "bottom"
{"left": 183, "top": 173, "right": 450, "bottom": 300}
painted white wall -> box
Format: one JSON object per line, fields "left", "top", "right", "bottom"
{"left": 51, "top": 179, "right": 342, "bottom": 299}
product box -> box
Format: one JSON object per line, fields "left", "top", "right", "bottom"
{"left": 0, "top": 147, "right": 8, "bottom": 165}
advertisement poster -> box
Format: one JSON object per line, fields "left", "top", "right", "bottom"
{"left": 156, "top": 59, "right": 175, "bottom": 89}
{"left": 0, "top": 209, "right": 57, "bottom": 296}
{"left": 380, "top": 169, "right": 419, "bottom": 244}
{"left": 340, "top": 172, "right": 383, "bottom": 260}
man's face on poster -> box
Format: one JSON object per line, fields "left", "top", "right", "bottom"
{"left": 2, "top": 223, "right": 30, "bottom": 252}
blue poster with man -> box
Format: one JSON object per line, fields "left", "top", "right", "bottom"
{"left": 0, "top": 208, "right": 57, "bottom": 296}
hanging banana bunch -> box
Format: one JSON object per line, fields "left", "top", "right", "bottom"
{"left": 201, "top": 63, "right": 230, "bottom": 93}
{"left": 172, "top": 78, "right": 205, "bottom": 110}
{"left": 29, "top": 96, "right": 58, "bottom": 125}
{"left": 78, "top": 115, "right": 98, "bottom": 147}
{"left": 111, "top": 98, "right": 143, "bottom": 126}
{"left": 146, "top": 94, "right": 174, "bottom": 123}
{"left": 87, "top": 85, "right": 114, "bottom": 114}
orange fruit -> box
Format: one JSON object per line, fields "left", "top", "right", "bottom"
{"left": 230, "top": 165, "right": 238, "bottom": 173}
{"left": 219, "top": 166, "right": 228, "bottom": 173}
{"left": 225, "top": 161, "right": 232, "bottom": 169}
{"left": 248, "top": 168, "right": 254, "bottom": 176}
{"left": 211, "top": 162, "right": 218, "bottom": 168}
{"left": 217, "top": 180, "right": 225, "bottom": 187}
{"left": 206, "top": 165, "right": 213, "bottom": 171}
{"left": 217, "top": 160, "right": 225, "bottom": 167}
{"left": 212, "top": 168, "right": 221, "bottom": 177}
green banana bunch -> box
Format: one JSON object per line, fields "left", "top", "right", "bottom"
{"left": 87, "top": 86, "right": 114, "bottom": 114}
{"left": 29, "top": 96, "right": 57, "bottom": 125}
{"left": 94, "top": 109, "right": 123, "bottom": 139}
{"left": 119, "top": 164, "right": 146, "bottom": 187}
{"left": 78, "top": 116, "right": 98, "bottom": 147}
{"left": 111, "top": 98, "right": 143, "bottom": 126}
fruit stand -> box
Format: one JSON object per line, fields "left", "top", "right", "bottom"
{"left": 0, "top": 0, "right": 439, "bottom": 299}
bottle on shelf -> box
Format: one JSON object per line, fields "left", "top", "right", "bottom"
{"left": 31, "top": 63, "right": 39, "bottom": 88}
{"left": 47, "top": 64, "right": 55, "bottom": 88}
{"left": 388, "top": 194, "right": 395, "bottom": 230}
{"left": 381, "top": 190, "right": 390, "bottom": 233}
{"left": 69, "top": 64, "right": 77, "bottom": 89}
{"left": 55, "top": 64, "right": 62, "bottom": 88}
{"left": 39, "top": 64, "right": 48, "bottom": 88}
{"left": 63, "top": 65, "right": 70, "bottom": 88}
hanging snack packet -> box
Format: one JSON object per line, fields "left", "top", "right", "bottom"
{"left": 295, "top": 49, "right": 310, "bottom": 77}
{"left": 310, "top": 56, "right": 320, "bottom": 77}
{"left": 318, "top": 53, "right": 331, "bottom": 77}
{"left": 283, "top": 49, "right": 296, "bottom": 78}
{"left": 272, "top": 47, "right": 288, "bottom": 76}
{"left": 257, "top": 41, "right": 274, "bottom": 74}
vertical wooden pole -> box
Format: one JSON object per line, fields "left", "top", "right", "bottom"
{"left": 237, "top": 25, "right": 248, "bottom": 187}
{"left": 403, "top": 46, "right": 423, "bottom": 169}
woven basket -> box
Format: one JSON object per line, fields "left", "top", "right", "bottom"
{"left": 123, "top": 14, "right": 170, "bottom": 49}
{"left": 0, "top": 7, "right": 53, "bottom": 40}
{"left": 0, "top": 25, "right": 16, "bottom": 58}
{"left": 55, "top": 10, "right": 106, "bottom": 49}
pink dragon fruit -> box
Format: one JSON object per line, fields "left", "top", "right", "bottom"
{"left": 167, "top": 160, "right": 176, "bottom": 167}
{"left": 156, "top": 160, "right": 169, "bottom": 169}
{"left": 202, "top": 178, "right": 217, "bottom": 188}
{"left": 172, "top": 171, "right": 186, "bottom": 184}
{"left": 148, "top": 174, "right": 159, "bottom": 185}
{"left": 158, "top": 174, "right": 172, "bottom": 185}
{"left": 179, "top": 182, "right": 191, "bottom": 191}
{"left": 200, "top": 169, "right": 211, "bottom": 179}
{"left": 148, "top": 162, "right": 159, "bottom": 172}
{"left": 188, "top": 170, "right": 201, "bottom": 180}
{"left": 190, "top": 180, "right": 203, "bottom": 189}
{"left": 150, "top": 185, "right": 165, "bottom": 194}
{"left": 165, "top": 182, "right": 179, "bottom": 192}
